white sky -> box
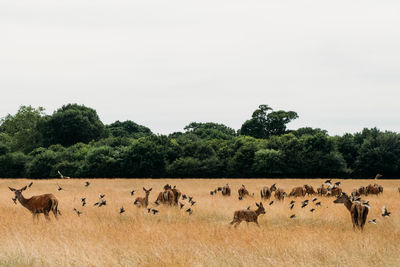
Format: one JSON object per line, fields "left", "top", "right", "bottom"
{"left": 1, "top": 0, "right": 399, "bottom": 135}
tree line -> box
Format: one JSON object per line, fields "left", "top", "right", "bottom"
{"left": 0, "top": 104, "right": 399, "bottom": 178}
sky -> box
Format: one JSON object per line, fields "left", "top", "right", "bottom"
{"left": 1, "top": 0, "right": 399, "bottom": 135}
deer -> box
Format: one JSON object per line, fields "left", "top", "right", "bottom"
{"left": 289, "top": 186, "right": 306, "bottom": 197}
{"left": 222, "top": 184, "right": 231, "bottom": 196}
{"left": 274, "top": 188, "right": 286, "bottom": 201}
{"left": 171, "top": 185, "right": 181, "bottom": 205}
{"left": 303, "top": 184, "right": 316, "bottom": 196}
{"left": 260, "top": 184, "right": 276, "bottom": 199}
{"left": 333, "top": 192, "right": 369, "bottom": 231}
{"left": 327, "top": 186, "right": 342, "bottom": 197}
{"left": 230, "top": 202, "right": 266, "bottom": 227}
{"left": 317, "top": 184, "right": 328, "bottom": 196}
{"left": 365, "top": 184, "right": 383, "bottom": 195}
{"left": 238, "top": 184, "right": 250, "bottom": 200}
{"left": 134, "top": 188, "right": 152, "bottom": 208}
{"left": 9, "top": 185, "right": 60, "bottom": 221}
{"left": 155, "top": 184, "right": 175, "bottom": 205}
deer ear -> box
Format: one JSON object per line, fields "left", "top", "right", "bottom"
{"left": 255, "top": 203, "right": 259, "bottom": 207}
{"left": 21, "top": 186, "right": 27, "bottom": 191}
{"left": 9, "top": 187, "right": 16, "bottom": 191}
{"left": 149, "top": 188, "right": 152, "bottom": 191}
{"left": 143, "top": 187, "right": 146, "bottom": 191}
{"left": 260, "top": 202, "right": 263, "bottom": 206}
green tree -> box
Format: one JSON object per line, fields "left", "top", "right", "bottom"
{"left": 184, "top": 122, "right": 236, "bottom": 140}
{"left": 240, "top": 104, "right": 298, "bottom": 138}
{"left": 40, "top": 104, "right": 106, "bottom": 147}
{"left": 106, "top": 120, "right": 152, "bottom": 138}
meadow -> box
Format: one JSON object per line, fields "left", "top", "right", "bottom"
{"left": 0, "top": 178, "right": 399, "bottom": 267}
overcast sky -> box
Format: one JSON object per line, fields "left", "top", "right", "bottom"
{"left": 1, "top": 0, "right": 399, "bottom": 135}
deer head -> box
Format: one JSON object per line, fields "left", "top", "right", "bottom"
{"left": 270, "top": 184, "right": 277, "bottom": 191}
{"left": 333, "top": 192, "right": 350, "bottom": 204}
{"left": 143, "top": 187, "right": 152, "bottom": 195}
{"left": 255, "top": 202, "right": 266, "bottom": 214}
{"left": 9, "top": 186, "right": 27, "bottom": 199}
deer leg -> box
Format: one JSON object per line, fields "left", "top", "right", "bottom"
{"left": 44, "top": 211, "right": 50, "bottom": 221}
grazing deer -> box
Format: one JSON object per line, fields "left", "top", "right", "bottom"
{"left": 134, "top": 188, "right": 152, "bottom": 208}
{"left": 238, "top": 184, "right": 250, "bottom": 200}
{"left": 222, "top": 184, "right": 231, "bottom": 196}
{"left": 9, "top": 185, "right": 59, "bottom": 220}
{"left": 289, "top": 186, "right": 306, "bottom": 197}
{"left": 274, "top": 188, "right": 286, "bottom": 201}
{"left": 260, "top": 184, "right": 277, "bottom": 199}
{"left": 333, "top": 192, "right": 369, "bottom": 231}
{"left": 303, "top": 184, "right": 315, "bottom": 196}
{"left": 156, "top": 184, "right": 175, "bottom": 205}
{"left": 230, "top": 202, "right": 266, "bottom": 227}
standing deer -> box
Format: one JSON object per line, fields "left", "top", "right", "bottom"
{"left": 238, "top": 184, "right": 250, "bottom": 200}
{"left": 260, "top": 184, "right": 277, "bottom": 199}
{"left": 274, "top": 188, "right": 286, "bottom": 201}
{"left": 156, "top": 184, "right": 175, "bottom": 205}
{"left": 230, "top": 202, "right": 266, "bottom": 227}
{"left": 333, "top": 192, "right": 369, "bottom": 231}
{"left": 289, "top": 186, "right": 306, "bottom": 197}
{"left": 171, "top": 185, "right": 181, "bottom": 205}
{"left": 222, "top": 184, "right": 231, "bottom": 196}
{"left": 9, "top": 185, "right": 59, "bottom": 220}
{"left": 134, "top": 188, "right": 152, "bottom": 208}
{"left": 303, "top": 184, "right": 316, "bottom": 196}
{"left": 317, "top": 184, "right": 328, "bottom": 196}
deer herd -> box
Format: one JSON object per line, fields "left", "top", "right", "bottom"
{"left": 7, "top": 180, "right": 398, "bottom": 232}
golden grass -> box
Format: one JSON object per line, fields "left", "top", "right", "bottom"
{"left": 1, "top": 178, "right": 399, "bottom": 266}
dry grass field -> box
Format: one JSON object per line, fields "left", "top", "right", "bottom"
{"left": 0, "top": 178, "right": 399, "bottom": 266}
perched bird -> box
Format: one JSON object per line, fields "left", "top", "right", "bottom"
{"left": 119, "top": 207, "right": 125, "bottom": 214}
{"left": 151, "top": 209, "right": 159, "bottom": 215}
{"left": 179, "top": 202, "right": 185, "bottom": 209}
{"left": 290, "top": 203, "right": 295, "bottom": 210}
{"left": 382, "top": 206, "right": 391, "bottom": 217}
{"left": 315, "top": 202, "right": 321, "bottom": 206}
{"left": 182, "top": 194, "right": 187, "bottom": 200}
{"left": 84, "top": 181, "right": 90, "bottom": 187}
{"left": 312, "top": 197, "right": 317, "bottom": 202}
{"left": 368, "top": 219, "right": 377, "bottom": 224}
{"left": 57, "top": 183, "right": 63, "bottom": 191}
{"left": 290, "top": 200, "right": 295, "bottom": 205}
{"left": 186, "top": 208, "right": 193, "bottom": 215}
{"left": 290, "top": 214, "right": 296, "bottom": 219}
{"left": 73, "top": 208, "right": 82, "bottom": 216}
{"left": 154, "top": 200, "right": 160, "bottom": 206}
{"left": 130, "top": 190, "right": 136, "bottom": 196}
{"left": 310, "top": 208, "right": 315, "bottom": 212}
{"left": 12, "top": 197, "right": 17, "bottom": 204}
{"left": 28, "top": 182, "right": 33, "bottom": 188}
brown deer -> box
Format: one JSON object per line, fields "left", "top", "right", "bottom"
{"left": 9, "top": 185, "right": 59, "bottom": 220}
{"left": 222, "top": 184, "right": 231, "bottom": 196}
{"left": 134, "top": 188, "right": 152, "bottom": 208}
{"left": 274, "top": 188, "right": 286, "bottom": 201}
{"left": 289, "top": 186, "right": 306, "bottom": 197}
{"left": 171, "top": 185, "right": 181, "bottom": 205}
{"left": 317, "top": 184, "right": 328, "bottom": 196}
{"left": 260, "top": 184, "right": 276, "bottom": 199}
{"left": 238, "top": 184, "right": 250, "bottom": 200}
{"left": 366, "top": 184, "right": 383, "bottom": 195}
{"left": 156, "top": 184, "right": 175, "bottom": 205}
{"left": 327, "top": 186, "right": 342, "bottom": 197}
{"left": 230, "top": 202, "right": 266, "bottom": 227}
{"left": 303, "top": 184, "right": 316, "bottom": 196}
{"left": 333, "top": 192, "right": 369, "bottom": 231}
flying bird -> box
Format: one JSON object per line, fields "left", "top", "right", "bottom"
{"left": 269, "top": 201, "right": 274, "bottom": 206}
{"left": 324, "top": 179, "right": 332, "bottom": 185}
{"left": 188, "top": 196, "right": 193, "bottom": 203}
{"left": 315, "top": 202, "right": 321, "bottom": 206}
{"left": 186, "top": 208, "right": 193, "bottom": 215}
{"left": 334, "top": 182, "right": 341, "bottom": 187}
{"left": 382, "top": 206, "right": 391, "bottom": 217}
{"left": 57, "top": 183, "right": 63, "bottom": 191}
{"left": 301, "top": 201, "right": 308, "bottom": 208}
{"left": 119, "top": 207, "right": 125, "bottom": 214}
{"left": 190, "top": 201, "right": 196, "bottom": 206}
{"left": 368, "top": 219, "right": 377, "bottom": 224}
{"left": 310, "top": 208, "right": 315, "bottom": 212}
{"left": 290, "top": 203, "right": 294, "bottom": 210}
{"left": 290, "top": 200, "right": 295, "bottom": 205}
{"left": 81, "top": 197, "right": 86, "bottom": 206}
{"left": 375, "top": 173, "right": 383, "bottom": 180}
{"left": 151, "top": 209, "right": 159, "bottom": 215}
{"left": 28, "top": 182, "right": 33, "bottom": 188}
{"left": 84, "top": 181, "right": 90, "bottom": 187}
{"left": 73, "top": 208, "right": 82, "bottom": 216}
{"left": 312, "top": 197, "right": 317, "bottom": 202}
{"left": 247, "top": 206, "right": 251, "bottom": 210}
{"left": 290, "top": 214, "right": 296, "bottom": 219}
{"left": 99, "top": 194, "right": 105, "bottom": 199}
{"left": 94, "top": 199, "right": 106, "bottom": 207}
{"left": 130, "top": 190, "right": 136, "bottom": 196}
{"left": 57, "top": 170, "right": 70, "bottom": 179}
{"left": 179, "top": 202, "right": 185, "bottom": 209}
{"left": 182, "top": 194, "right": 187, "bottom": 200}
{"left": 210, "top": 191, "right": 214, "bottom": 195}
{"left": 147, "top": 208, "right": 151, "bottom": 213}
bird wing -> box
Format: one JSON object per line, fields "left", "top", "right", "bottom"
{"left": 382, "top": 206, "right": 387, "bottom": 214}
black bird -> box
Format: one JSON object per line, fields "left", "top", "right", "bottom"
{"left": 179, "top": 202, "right": 185, "bottom": 209}
{"left": 382, "top": 206, "right": 391, "bottom": 217}
{"left": 154, "top": 200, "right": 160, "bottom": 206}
{"left": 210, "top": 191, "right": 214, "bottom": 195}
{"left": 151, "top": 209, "right": 159, "bottom": 215}
{"left": 217, "top": 187, "right": 222, "bottom": 191}
{"left": 73, "top": 208, "right": 82, "bottom": 216}
{"left": 247, "top": 206, "right": 251, "bottom": 210}
{"left": 290, "top": 203, "right": 294, "bottom": 210}
{"left": 310, "top": 208, "right": 315, "bottom": 212}
{"left": 190, "top": 201, "right": 196, "bottom": 206}
{"left": 81, "top": 197, "right": 86, "bottom": 206}
{"left": 301, "top": 202, "right": 308, "bottom": 208}
{"left": 290, "top": 214, "right": 296, "bottom": 219}
{"left": 213, "top": 189, "right": 217, "bottom": 194}
{"left": 94, "top": 199, "right": 106, "bottom": 207}
{"left": 324, "top": 179, "right": 332, "bottom": 184}
{"left": 362, "top": 200, "right": 370, "bottom": 207}
{"left": 290, "top": 200, "right": 295, "bottom": 205}
{"left": 28, "top": 182, "right": 33, "bottom": 188}
{"left": 238, "top": 196, "right": 243, "bottom": 200}
{"left": 188, "top": 196, "right": 193, "bottom": 203}
{"left": 335, "top": 181, "right": 341, "bottom": 187}
{"left": 369, "top": 219, "right": 377, "bottom": 224}
{"left": 186, "top": 208, "right": 193, "bottom": 215}
{"left": 315, "top": 202, "right": 321, "bottom": 206}
{"left": 57, "top": 183, "right": 63, "bottom": 191}
{"left": 130, "top": 190, "right": 136, "bottom": 196}
{"left": 12, "top": 197, "right": 17, "bottom": 204}
{"left": 269, "top": 200, "right": 274, "bottom": 206}
{"left": 182, "top": 194, "right": 187, "bottom": 200}
{"left": 119, "top": 207, "right": 125, "bottom": 214}
{"left": 85, "top": 181, "right": 90, "bottom": 187}
{"left": 99, "top": 194, "right": 105, "bottom": 199}
{"left": 312, "top": 197, "right": 317, "bottom": 202}
{"left": 147, "top": 208, "right": 151, "bottom": 213}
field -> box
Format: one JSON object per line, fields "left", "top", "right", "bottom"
{"left": 0, "top": 178, "right": 399, "bottom": 266}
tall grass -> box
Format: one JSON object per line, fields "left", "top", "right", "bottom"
{"left": 1, "top": 179, "right": 399, "bottom": 266}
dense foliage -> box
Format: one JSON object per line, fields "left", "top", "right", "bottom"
{"left": 1, "top": 104, "right": 399, "bottom": 178}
